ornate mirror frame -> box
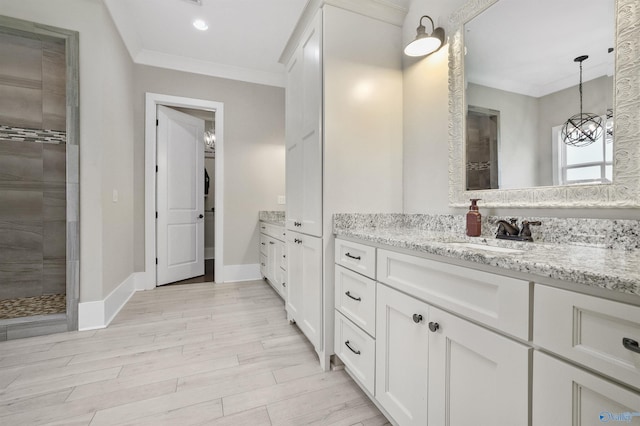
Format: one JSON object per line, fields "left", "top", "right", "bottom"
{"left": 448, "top": 0, "right": 640, "bottom": 208}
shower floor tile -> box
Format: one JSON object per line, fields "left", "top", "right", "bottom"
{"left": 0, "top": 294, "right": 65, "bottom": 319}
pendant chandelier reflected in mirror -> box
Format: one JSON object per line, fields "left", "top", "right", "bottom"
{"left": 561, "top": 55, "right": 603, "bottom": 147}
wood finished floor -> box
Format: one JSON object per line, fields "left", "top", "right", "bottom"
{"left": 0, "top": 280, "right": 389, "bottom": 425}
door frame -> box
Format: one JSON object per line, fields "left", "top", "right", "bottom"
{"left": 144, "top": 93, "right": 224, "bottom": 288}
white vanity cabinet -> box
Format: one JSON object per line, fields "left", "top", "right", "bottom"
{"left": 533, "top": 285, "right": 640, "bottom": 425}
{"left": 259, "top": 221, "right": 286, "bottom": 299}
{"left": 334, "top": 238, "right": 532, "bottom": 425}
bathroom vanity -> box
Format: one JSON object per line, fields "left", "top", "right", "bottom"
{"left": 258, "top": 211, "right": 287, "bottom": 300}
{"left": 333, "top": 214, "right": 640, "bottom": 426}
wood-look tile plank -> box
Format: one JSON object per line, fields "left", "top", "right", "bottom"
{"left": 222, "top": 370, "right": 354, "bottom": 416}
{"left": 0, "top": 280, "right": 388, "bottom": 425}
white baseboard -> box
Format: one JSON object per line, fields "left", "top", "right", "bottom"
{"left": 223, "top": 263, "right": 261, "bottom": 282}
{"left": 78, "top": 272, "right": 144, "bottom": 330}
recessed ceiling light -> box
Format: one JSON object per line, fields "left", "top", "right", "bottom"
{"left": 193, "top": 19, "right": 208, "bottom": 31}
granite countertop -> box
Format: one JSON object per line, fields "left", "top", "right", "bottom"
{"left": 333, "top": 214, "right": 640, "bottom": 298}
{"left": 259, "top": 211, "right": 285, "bottom": 226}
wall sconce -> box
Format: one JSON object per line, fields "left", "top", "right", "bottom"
{"left": 404, "top": 15, "right": 445, "bottom": 57}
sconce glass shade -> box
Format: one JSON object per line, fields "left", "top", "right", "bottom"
{"left": 404, "top": 16, "right": 445, "bottom": 57}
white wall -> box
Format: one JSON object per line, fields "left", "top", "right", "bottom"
{"left": 0, "top": 0, "right": 136, "bottom": 301}
{"left": 133, "top": 65, "right": 285, "bottom": 269}
{"left": 403, "top": 0, "right": 638, "bottom": 220}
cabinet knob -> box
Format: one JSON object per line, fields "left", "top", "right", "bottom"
{"left": 412, "top": 314, "right": 423, "bottom": 323}
{"left": 283, "top": 282, "right": 286, "bottom": 287}
{"left": 428, "top": 322, "right": 440, "bottom": 332}
{"left": 198, "top": 214, "right": 204, "bottom": 219}
{"left": 622, "top": 337, "right": 640, "bottom": 354}
{"left": 269, "top": 241, "right": 275, "bottom": 245}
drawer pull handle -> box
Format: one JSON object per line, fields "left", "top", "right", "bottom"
{"left": 345, "top": 291, "right": 361, "bottom": 301}
{"left": 428, "top": 322, "right": 440, "bottom": 332}
{"left": 623, "top": 338, "right": 640, "bottom": 354}
{"left": 345, "top": 340, "right": 361, "bottom": 355}
{"left": 413, "top": 314, "right": 423, "bottom": 323}
{"left": 345, "top": 252, "right": 361, "bottom": 261}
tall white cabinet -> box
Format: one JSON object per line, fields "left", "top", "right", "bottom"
{"left": 281, "top": 0, "right": 405, "bottom": 369}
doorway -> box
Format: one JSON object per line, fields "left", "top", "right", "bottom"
{"left": 144, "top": 93, "right": 224, "bottom": 289}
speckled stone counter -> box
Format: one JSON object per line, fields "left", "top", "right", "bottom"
{"left": 333, "top": 214, "right": 640, "bottom": 298}
{"left": 259, "top": 210, "right": 285, "bottom": 226}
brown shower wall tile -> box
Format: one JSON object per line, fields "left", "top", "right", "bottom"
{"left": 42, "top": 43, "right": 66, "bottom": 96}
{"left": 42, "top": 92, "right": 66, "bottom": 131}
{"left": 43, "top": 143, "right": 66, "bottom": 183}
{"left": 0, "top": 140, "right": 43, "bottom": 181}
{"left": 0, "top": 220, "right": 43, "bottom": 264}
{"left": 43, "top": 220, "right": 66, "bottom": 260}
{"left": 43, "top": 182, "right": 66, "bottom": 222}
{"left": 0, "top": 33, "right": 42, "bottom": 82}
{"left": 0, "top": 185, "right": 43, "bottom": 220}
{"left": 0, "top": 85, "right": 43, "bottom": 129}
{"left": 0, "top": 262, "right": 43, "bottom": 300}
{"left": 43, "top": 259, "right": 65, "bottom": 295}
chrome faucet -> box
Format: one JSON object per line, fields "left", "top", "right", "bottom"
{"left": 496, "top": 219, "right": 542, "bottom": 242}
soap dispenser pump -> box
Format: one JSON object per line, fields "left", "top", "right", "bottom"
{"left": 466, "top": 199, "right": 482, "bottom": 237}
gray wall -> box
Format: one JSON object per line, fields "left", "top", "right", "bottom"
{"left": 133, "top": 65, "right": 286, "bottom": 270}
{"left": 403, "top": 0, "right": 638, "bottom": 220}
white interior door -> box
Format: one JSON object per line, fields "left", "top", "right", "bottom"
{"left": 156, "top": 105, "right": 205, "bottom": 286}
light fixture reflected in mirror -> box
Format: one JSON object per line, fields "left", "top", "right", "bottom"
{"left": 404, "top": 15, "right": 445, "bottom": 57}
{"left": 561, "top": 55, "right": 603, "bottom": 147}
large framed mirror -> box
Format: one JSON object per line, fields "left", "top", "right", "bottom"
{"left": 448, "top": 0, "right": 640, "bottom": 207}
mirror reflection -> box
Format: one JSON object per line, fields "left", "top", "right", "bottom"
{"left": 464, "top": 0, "right": 615, "bottom": 190}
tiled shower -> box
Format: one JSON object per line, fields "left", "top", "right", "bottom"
{"left": 0, "top": 29, "right": 69, "bottom": 333}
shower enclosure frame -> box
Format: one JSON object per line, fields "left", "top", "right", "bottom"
{"left": 0, "top": 15, "right": 80, "bottom": 336}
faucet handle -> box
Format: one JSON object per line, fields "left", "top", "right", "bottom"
{"left": 522, "top": 220, "right": 542, "bottom": 226}
{"left": 520, "top": 220, "right": 541, "bottom": 240}
{"left": 509, "top": 218, "right": 518, "bottom": 225}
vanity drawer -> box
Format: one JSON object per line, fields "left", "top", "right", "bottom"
{"left": 335, "top": 239, "right": 376, "bottom": 279}
{"left": 260, "top": 223, "right": 285, "bottom": 242}
{"left": 335, "top": 265, "right": 376, "bottom": 337}
{"left": 377, "top": 249, "right": 531, "bottom": 340}
{"left": 259, "top": 235, "right": 268, "bottom": 255}
{"left": 335, "top": 311, "right": 375, "bottom": 395}
{"left": 534, "top": 284, "right": 640, "bottom": 391}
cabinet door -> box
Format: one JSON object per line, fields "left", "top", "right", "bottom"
{"left": 266, "top": 237, "right": 278, "bottom": 284}
{"left": 285, "top": 49, "right": 303, "bottom": 233}
{"left": 533, "top": 351, "right": 640, "bottom": 426}
{"left": 286, "top": 232, "right": 303, "bottom": 321}
{"left": 286, "top": 231, "right": 322, "bottom": 350}
{"left": 376, "top": 283, "right": 430, "bottom": 426}
{"left": 428, "top": 307, "right": 531, "bottom": 426}
{"left": 285, "top": 12, "right": 322, "bottom": 237}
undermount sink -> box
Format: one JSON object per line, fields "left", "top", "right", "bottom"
{"left": 446, "top": 242, "right": 525, "bottom": 254}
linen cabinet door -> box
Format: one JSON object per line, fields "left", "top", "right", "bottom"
{"left": 428, "top": 307, "right": 531, "bottom": 426}
{"left": 533, "top": 351, "right": 640, "bottom": 426}
{"left": 286, "top": 232, "right": 303, "bottom": 322}
{"left": 375, "top": 284, "right": 429, "bottom": 426}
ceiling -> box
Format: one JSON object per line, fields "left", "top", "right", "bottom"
{"left": 104, "top": 0, "right": 309, "bottom": 87}
{"left": 464, "top": 0, "right": 615, "bottom": 98}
